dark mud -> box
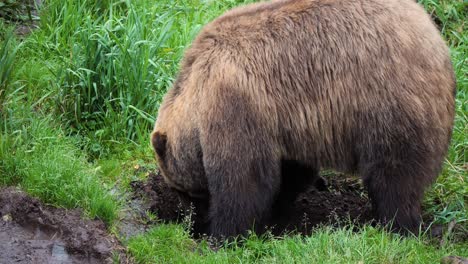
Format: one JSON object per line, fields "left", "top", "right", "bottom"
{"left": 0, "top": 187, "right": 120, "bottom": 264}
{"left": 128, "top": 172, "right": 208, "bottom": 236}
{"left": 131, "top": 173, "right": 183, "bottom": 223}
{"left": 267, "top": 174, "right": 373, "bottom": 235}
{"left": 131, "top": 171, "right": 373, "bottom": 237}
{"left": 131, "top": 171, "right": 465, "bottom": 242}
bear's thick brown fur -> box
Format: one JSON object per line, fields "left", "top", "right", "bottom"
{"left": 151, "top": 0, "right": 456, "bottom": 238}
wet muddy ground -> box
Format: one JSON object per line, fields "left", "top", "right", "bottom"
{"left": 0, "top": 188, "right": 120, "bottom": 264}
{"left": 131, "top": 171, "right": 374, "bottom": 237}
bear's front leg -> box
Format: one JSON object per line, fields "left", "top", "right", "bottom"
{"left": 199, "top": 92, "right": 281, "bottom": 239}
{"left": 203, "top": 154, "right": 281, "bottom": 238}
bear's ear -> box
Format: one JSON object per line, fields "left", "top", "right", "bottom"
{"left": 152, "top": 132, "right": 167, "bottom": 159}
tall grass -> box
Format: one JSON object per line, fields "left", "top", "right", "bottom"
{"left": 21, "top": 0, "right": 257, "bottom": 157}
{"left": 53, "top": 2, "right": 170, "bottom": 153}
{"left": 0, "top": 26, "right": 119, "bottom": 224}
{"left": 26, "top": 1, "right": 198, "bottom": 156}
{"left": 0, "top": 28, "right": 21, "bottom": 107}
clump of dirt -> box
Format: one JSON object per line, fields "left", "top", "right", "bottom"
{"left": 0, "top": 187, "right": 120, "bottom": 264}
{"left": 129, "top": 172, "right": 208, "bottom": 236}
{"left": 132, "top": 171, "right": 373, "bottom": 237}
{"left": 267, "top": 175, "right": 373, "bottom": 235}
{"left": 131, "top": 173, "right": 183, "bottom": 222}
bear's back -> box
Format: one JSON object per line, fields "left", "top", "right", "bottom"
{"left": 173, "top": 0, "right": 456, "bottom": 168}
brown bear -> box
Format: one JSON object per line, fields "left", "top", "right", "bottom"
{"left": 151, "top": 0, "right": 456, "bottom": 238}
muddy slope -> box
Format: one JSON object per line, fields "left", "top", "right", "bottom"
{"left": 0, "top": 187, "right": 119, "bottom": 264}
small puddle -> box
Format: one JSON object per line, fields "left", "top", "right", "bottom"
{"left": 50, "top": 243, "right": 72, "bottom": 263}
{"left": 0, "top": 188, "right": 120, "bottom": 263}
{"left": 0, "top": 220, "right": 102, "bottom": 263}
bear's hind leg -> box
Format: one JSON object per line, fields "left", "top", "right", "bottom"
{"left": 360, "top": 145, "right": 438, "bottom": 234}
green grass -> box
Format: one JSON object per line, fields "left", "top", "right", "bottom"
{"left": 127, "top": 225, "right": 468, "bottom": 264}
{"left": 0, "top": 25, "right": 118, "bottom": 225}
{"left": 19, "top": 0, "right": 255, "bottom": 158}
{"left": 417, "top": 0, "right": 467, "bottom": 228}
{"left": 0, "top": 0, "right": 466, "bottom": 262}
{"left": 0, "top": 92, "right": 118, "bottom": 224}
{"left": 0, "top": 27, "right": 20, "bottom": 107}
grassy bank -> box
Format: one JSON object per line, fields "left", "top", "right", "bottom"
{"left": 128, "top": 225, "right": 467, "bottom": 263}
{"left": 1, "top": 0, "right": 466, "bottom": 262}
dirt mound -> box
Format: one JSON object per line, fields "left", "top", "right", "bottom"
{"left": 267, "top": 175, "right": 373, "bottom": 235}
{"left": 132, "top": 171, "right": 373, "bottom": 237}
{"left": 131, "top": 173, "right": 182, "bottom": 222}
{"left": 0, "top": 187, "right": 119, "bottom": 264}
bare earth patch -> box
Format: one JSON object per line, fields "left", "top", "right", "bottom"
{"left": 131, "top": 171, "right": 374, "bottom": 237}
{"left": 130, "top": 170, "right": 466, "bottom": 243}
{"left": 0, "top": 187, "right": 120, "bottom": 264}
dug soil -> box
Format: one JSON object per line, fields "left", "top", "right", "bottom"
{"left": 0, "top": 187, "right": 121, "bottom": 264}
{"left": 131, "top": 171, "right": 374, "bottom": 237}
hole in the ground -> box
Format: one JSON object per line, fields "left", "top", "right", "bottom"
{"left": 131, "top": 171, "right": 374, "bottom": 237}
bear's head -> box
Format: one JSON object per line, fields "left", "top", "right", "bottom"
{"left": 151, "top": 95, "right": 209, "bottom": 201}
{"left": 153, "top": 129, "right": 210, "bottom": 227}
